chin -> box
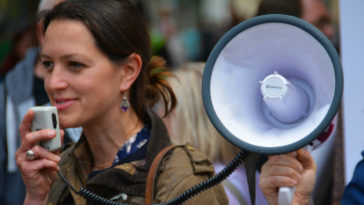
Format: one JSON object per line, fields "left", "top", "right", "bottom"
{"left": 60, "top": 122, "right": 72, "bottom": 129}
{"left": 59, "top": 116, "right": 79, "bottom": 129}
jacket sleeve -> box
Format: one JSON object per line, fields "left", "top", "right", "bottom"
{"left": 154, "top": 144, "right": 228, "bottom": 204}
{"left": 341, "top": 151, "right": 364, "bottom": 205}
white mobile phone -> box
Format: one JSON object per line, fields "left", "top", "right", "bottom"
{"left": 30, "top": 106, "right": 61, "bottom": 151}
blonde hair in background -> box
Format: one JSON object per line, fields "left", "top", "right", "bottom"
{"left": 164, "top": 62, "right": 241, "bottom": 164}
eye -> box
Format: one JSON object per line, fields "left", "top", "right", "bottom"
{"left": 68, "top": 61, "right": 85, "bottom": 70}
{"left": 41, "top": 60, "right": 54, "bottom": 70}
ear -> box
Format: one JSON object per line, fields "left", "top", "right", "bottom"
{"left": 119, "top": 53, "right": 142, "bottom": 91}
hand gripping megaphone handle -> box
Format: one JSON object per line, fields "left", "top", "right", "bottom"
{"left": 277, "top": 141, "right": 320, "bottom": 205}
{"left": 278, "top": 145, "right": 312, "bottom": 205}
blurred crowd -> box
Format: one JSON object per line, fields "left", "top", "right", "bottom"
{"left": 1, "top": 0, "right": 339, "bottom": 74}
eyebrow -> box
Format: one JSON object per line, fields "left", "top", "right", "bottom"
{"left": 40, "top": 53, "right": 89, "bottom": 61}
{"left": 40, "top": 54, "right": 52, "bottom": 59}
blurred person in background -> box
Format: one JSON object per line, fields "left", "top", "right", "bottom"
{"left": 300, "top": 0, "right": 335, "bottom": 42}
{"left": 257, "top": 0, "right": 336, "bottom": 44}
{"left": 159, "top": 62, "right": 269, "bottom": 205}
{"left": 0, "top": 1, "right": 70, "bottom": 204}
{"left": 257, "top": 0, "right": 302, "bottom": 17}
{"left": 0, "top": 25, "right": 34, "bottom": 75}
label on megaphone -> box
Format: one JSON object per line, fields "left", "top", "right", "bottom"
{"left": 309, "top": 116, "right": 337, "bottom": 150}
{"left": 260, "top": 71, "right": 309, "bottom": 124}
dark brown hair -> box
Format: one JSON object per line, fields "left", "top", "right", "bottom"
{"left": 41, "top": 0, "right": 176, "bottom": 119}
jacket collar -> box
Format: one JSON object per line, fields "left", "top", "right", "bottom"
{"left": 59, "top": 108, "right": 172, "bottom": 198}
{"left": 144, "top": 108, "right": 172, "bottom": 169}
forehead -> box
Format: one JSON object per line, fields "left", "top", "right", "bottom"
{"left": 43, "top": 19, "right": 98, "bottom": 54}
{"left": 45, "top": 19, "right": 91, "bottom": 38}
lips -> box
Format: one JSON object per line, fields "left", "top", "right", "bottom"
{"left": 53, "top": 98, "right": 77, "bottom": 110}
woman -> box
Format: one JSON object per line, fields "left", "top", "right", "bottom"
{"left": 15, "top": 0, "right": 227, "bottom": 204}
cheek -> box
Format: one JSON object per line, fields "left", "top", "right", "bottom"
{"left": 43, "top": 77, "right": 52, "bottom": 97}
{"left": 82, "top": 76, "right": 120, "bottom": 107}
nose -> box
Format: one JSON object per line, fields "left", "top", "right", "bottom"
{"left": 45, "top": 66, "right": 68, "bottom": 91}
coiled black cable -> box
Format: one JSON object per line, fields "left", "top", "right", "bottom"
{"left": 57, "top": 150, "right": 248, "bottom": 205}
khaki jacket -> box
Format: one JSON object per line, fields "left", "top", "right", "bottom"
{"left": 47, "top": 109, "right": 228, "bottom": 204}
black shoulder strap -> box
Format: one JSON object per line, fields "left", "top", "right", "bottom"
{"left": 244, "top": 153, "right": 260, "bottom": 205}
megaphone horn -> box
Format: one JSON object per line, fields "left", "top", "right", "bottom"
{"left": 202, "top": 14, "right": 343, "bottom": 155}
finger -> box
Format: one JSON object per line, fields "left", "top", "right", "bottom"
{"left": 16, "top": 151, "right": 59, "bottom": 172}
{"left": 262, "top": 165, "right": 302, "bottom": 182}
{"left": 260, "top": 175, "right": 298, "bottom": 190}
{"left": 19, "top": 110, "right": 34, "bottom": 141}
{"left": 286, "top": 151, "right": 298, "bottom": 158}
{"left": 297, "top": 148, "right": 316, "bottom": 170}
{"left": 261, "top": 162, "right": 301, "bottom": 182}
{"left": 19, "top": 158, "right": 60, "bottom": 173}
{"left": 18, "top": 129, "right": 57, "bottom": 152}
{"left": 31, "top": 145, "right": 61, "bottom": 162}
{"left": 266, "top": 155, "right": 304, "bottom": 172}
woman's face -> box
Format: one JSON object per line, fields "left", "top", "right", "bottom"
{"left": 41, "top": 19, "right": 124, "bottom": 128}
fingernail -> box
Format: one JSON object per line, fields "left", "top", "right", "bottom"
{"left": 55, "top": 155, "right": 61, "bottom": 161}
{"left": 48, "top": 130, "right": 56, "bottom": 136}
{"left": 291, "top": 179, "right": 298, "bottom": 185}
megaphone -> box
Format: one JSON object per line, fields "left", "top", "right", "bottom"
{"left": 202, "top": 14, "right": 343, "bottom": 155}
{"left": 202, "top": 14, "right": 342, "bottom": 205}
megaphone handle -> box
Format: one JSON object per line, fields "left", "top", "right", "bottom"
{"left": 278, "top": 186, "right": 295, "bottom": 205}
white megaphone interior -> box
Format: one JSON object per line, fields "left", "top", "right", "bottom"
{"left": 210, "top": 22, "right": 335, "bottom": 148}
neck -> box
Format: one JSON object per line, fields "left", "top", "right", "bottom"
{"left": 84, "top": 109, "right": 144, "bottom": 170}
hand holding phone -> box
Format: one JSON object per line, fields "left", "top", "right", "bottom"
{"left": 30, "top": 106, "right": 61, "bottom": 151}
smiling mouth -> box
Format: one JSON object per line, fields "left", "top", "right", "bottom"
{"left": 56, "top": 100, "right": 66, "bottom": 104}
{"left": 54, "top": 98, "right": 76, "bottom": 110}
